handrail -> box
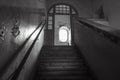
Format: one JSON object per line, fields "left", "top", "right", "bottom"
{"left": 75, "top": 16, "right": 120, "bottom": 45}
{"left": 0, "top": 18, "right": 44, "bottom": 79}
{"left": 6, "top": 20, "right": 46, "bottom": 80}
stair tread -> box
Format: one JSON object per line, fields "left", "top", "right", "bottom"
{"left": 34, "top": 46, "right": 95, "bottom": 80}
{"left": 36, "top": 76, "right": 93, "bottom": 80}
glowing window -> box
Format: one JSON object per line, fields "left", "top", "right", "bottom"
{"left": 59, "top": 28, "right": 68, "bottom": 42}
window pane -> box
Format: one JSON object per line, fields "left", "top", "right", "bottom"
{"left": 59, "top": 5, "right": 62, "bottom": 8}
{"left": 63, "top": 8, "right": 66, "bottom": 11}
{"left": 54, "top": 5, "right": 74, "bottom": 14}
{"left": 60, "top": 8, "right": 62, "bottom": 10}
{"left": 63, "top": 10, "right": 66, "bottom": 13}
{"left": 66, "top": 6, "right": 69, "bottom": 9}
{"left": 56, "top": 10, "right": 59, "bottom": 13}
{"left": 48, "top": 25, "right": 52, "bottom": 29}
{"left": 48, "top": 21, "right": 52, "bottom": 25}
{"left": 63, "top": 5, "right": 66, "bottom": 8}
{"left": 66, "top": 10, "right": 70, "bottom": 13}
{"left": 48, "top": 16, "right": 52, "bottom": 20}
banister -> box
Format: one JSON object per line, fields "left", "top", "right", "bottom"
{"left": 0, "top": 18, "right": 45, "bottom": 79}
{"left": 6, "top": 20, "right": 46, "bottom": 80}
{"left": 75, "top": 16, "right": 120, "bottom": 45}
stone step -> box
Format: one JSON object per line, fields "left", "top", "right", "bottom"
{"left": 34, "top": 46, "right": 95, "bottom": 80}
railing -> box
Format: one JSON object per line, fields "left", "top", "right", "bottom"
{"left": 6, "top": 19, "right": 46, "bottom": 80}
{"left": 75, "top": 16, "right": 120, "bottom": 45}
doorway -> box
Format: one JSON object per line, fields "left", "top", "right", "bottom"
{"left": 59, "top": 26, "right": 71, "bottom": 44}
{"left": 54, "top": 15, "right": 71, "bottom": 46}
{"left": 47, "top": 4, "right": 78, "bottom": 46}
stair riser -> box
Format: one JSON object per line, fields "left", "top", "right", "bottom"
{"left": 35, "top": 46, "right": 95, "bottom": 80}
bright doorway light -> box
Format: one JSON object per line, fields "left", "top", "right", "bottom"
{"left": 59, "top": 27, "right": 68, "bottom": 42}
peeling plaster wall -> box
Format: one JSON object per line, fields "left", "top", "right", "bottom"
{"left": 0, "top": 0, "right": 46, "bottom": 80}
{"left": 74, "top": 20, "right": 120, "bottom": 80}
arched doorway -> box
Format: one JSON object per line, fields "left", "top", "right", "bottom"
{"left": 59, "top": 26, "right": 71, "bottom": 45}
{"left": 47, "top": 3, "right": 78, "bottom": 46}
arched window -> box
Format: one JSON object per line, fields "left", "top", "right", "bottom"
{"left": 47, "top": 4, "right": 78, "bottom": 30}
{"left": 47, "top": 4, "right": 78, "bottom": 46}
{"left": 49, "top": 4, "right": 77, "bottom": 14}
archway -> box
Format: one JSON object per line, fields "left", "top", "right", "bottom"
{"left": 47, "top": 3, "right": 78, "bottom": 46}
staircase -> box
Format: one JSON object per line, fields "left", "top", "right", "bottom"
{"left": 35, "top": 46, "right": 95, "bottom": 80}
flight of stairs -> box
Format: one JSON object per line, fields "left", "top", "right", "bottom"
{"left": 34, "top": 46, "right": 95, "bottom": 80}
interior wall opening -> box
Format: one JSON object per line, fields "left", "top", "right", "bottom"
{"left": 47, "top": 3, "right": 78, "bottom": 46}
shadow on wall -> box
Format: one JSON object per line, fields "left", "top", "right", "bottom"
{"left": 74, "top": 21, "right": 120, "bottom": 80}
